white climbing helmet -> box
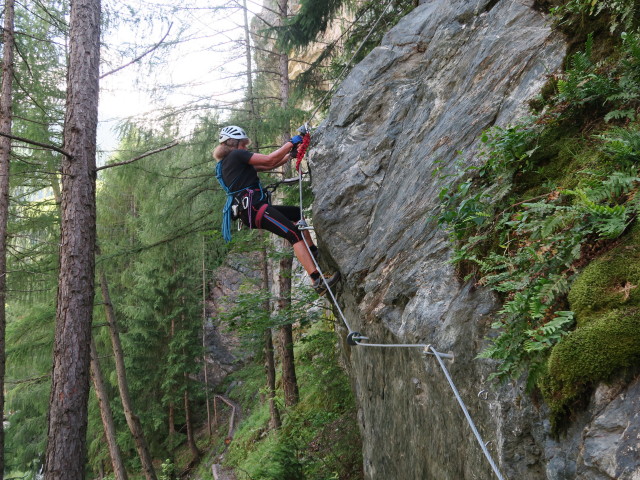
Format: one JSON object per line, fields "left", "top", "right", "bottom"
{"left": 219, "top": 125, "right": 248, "bottom": 144}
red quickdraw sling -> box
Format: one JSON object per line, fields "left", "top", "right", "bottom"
{"left": 295, "top": 132, "right": 311, "bottom": 172}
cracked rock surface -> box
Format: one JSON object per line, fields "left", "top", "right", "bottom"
{"left": 309, "top": 0, "right": 640, "bottom": 478}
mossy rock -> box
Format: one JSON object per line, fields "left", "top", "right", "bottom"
{"left": 539, "top": 307, "right": 640, "bottom": 430}
{"left": 568, "top": 226, "right": 640, "bottom": 323}
{"left": 540, "top": 227, "right": 640, "bottom": 429}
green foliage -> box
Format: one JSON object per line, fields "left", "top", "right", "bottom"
{"left": 550, "top": 0, "right": 640, "bottom": 33}
{"left": 553, "top": 31, "right": 640, "bottom": 121}
{"left": 437, "top": 32, "right": 640, "bottom": 390}
{"left": 160, "top": 458, "right": 176, "bottom": 480}
{"left": 437, "top": 178, "right": 491, "bottom": 241}
{"left": 5, "top": 301, "right": 56, "bottom": 474}
{"left": 478, "top": 123, "right": 541, "bottom": 181}
{"left": 225, "top": 322, "right": 363, "bottom": 480}
{"left": 277, "top": 0, "right": 350, "bottom": 52}
{"left": 596, "top": 124, "right": 640, "bottom": 162}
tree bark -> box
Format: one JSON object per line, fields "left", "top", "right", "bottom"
{"left": 90, "top": 337, "right": 128, "bottom": 480}
{"left": 45, "top": 0, "right": 100, "bottom": 476}
{"left": 260, "top": 237, "right": 280, "bottom": 428}
{"left": 264, "top": 328, "right": 281, "bottom": 426}
{"left": 99, "top": 272, "right": 157, "bottom": 480}
{"left": 0, "top": 0, "right": 15, "bottom": 476}
{"left": 243, "top": 0, "right": 259, "bottom": 145}
{"left": 169, "top": 316, "right": 176, "bottom": 438}
{"left": 278, "top": 268, "right": 299, "bottom": 406}
{"left": 183, "top": 383, "right": 200, "bottom": 459}
{"left": 169, "top": 403, "right": 176, "bottom": 436}
{"left": 275, "top": 0, "right": 299, "bottom": 407}
{"left": 202, "top": 239, "right": 212, "bottom": 436}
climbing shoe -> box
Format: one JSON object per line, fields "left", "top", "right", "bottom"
{"left": 312, "top": 271, "right": 341, "bottom": 296}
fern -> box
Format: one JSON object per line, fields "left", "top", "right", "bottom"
{"left": 598, "top": 126, "right": 640, "bottom": 164}
{"left": 523, "top": 311, "right": 575, "bottom": 353}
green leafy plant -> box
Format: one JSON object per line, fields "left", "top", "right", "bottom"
{"left": 478, "top": 123, "right": 541, "bottom": 180}
{"left": 437, "top": 32, "right": 640, "bottom": 386}
{"left": 437, "top": 178, "right": 492, "bottom": 240}
{"left": 440, "top": 150, "right": 640, "bottom": 383}
{"left": 597, "top": 125, "right": 640, "bottom": 162}
{"left": 550, "top": 0, "right": 640, "bottom": 33}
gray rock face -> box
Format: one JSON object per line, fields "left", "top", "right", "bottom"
{"left": 204, "top": 254, "right": 261, "bottom": 387}
{"left": 309, "top": 0, "right": 640, "bottom": 478}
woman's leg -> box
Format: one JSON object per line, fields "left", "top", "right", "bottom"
{"left": 292, "top": 240, "right": 317, "bottom": 276}
{"left": 269, "top": 205, "right": 317, "bottom": 253}
{"left": 247, "top": 204, "right": 330, "bottom": 288}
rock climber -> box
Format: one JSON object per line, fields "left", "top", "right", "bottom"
{"left": 213, "top": 125, "right": 340, "bottom": 295}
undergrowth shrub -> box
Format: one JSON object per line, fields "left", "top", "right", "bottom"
{"left": 550, "top": 0, "right": 640, "bottom": 34}
{"left": 224, "top": 322, "right": 362, "bottom": 480}
{"left": 437, "top": 31, "right": 640, "bottom": 421}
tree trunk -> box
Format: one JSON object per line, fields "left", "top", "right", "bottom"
{"left": 242, "top": 0, "right": 259, "bottom": 145}
{"left": 99, "top": 272, "right": 157, "bottom": 480}
{"left": 45, "top": 0, "right": 100, "bottom": 476}
{"left": 260, "top": 237, "right": 280, "bottom": 428}
{"left": 169, "top": 403, "right": 176, "bottom": 436}
{"left": 168, "top": 316, "right": 176, "bottom": 438}
{"left": 277, "top": 0, "right": 290, "bottom": 118}
{"left": 278, "top": 267, "right": 299, "bottom": 406}
{"left": 0, "top": 0, "right": 15, "bottom": 476}
{"left": 90, "top": 337, "right": 128, "bottom": 480}
{"left": 183, "top": 383, "right": 200, "bottom": 459}
{"left": 275, "top": 0, "right": 299, "bottom": 407}
{"left": 202, "top": 239, "right": 211, "bottom": 436}
{"left": 264, "top": 328, "right": 281, "bottom": 427}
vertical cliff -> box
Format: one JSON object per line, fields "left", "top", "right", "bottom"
{"left": 309, "top": 0, "right": 640, "bottom": 479}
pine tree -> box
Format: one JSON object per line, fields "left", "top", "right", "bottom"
{"left": 98, "top": 271, "right": 156, "bottom": 480}
{"left": 45, "top": 0, "right": 100, "bottom": 476}
{"left": 0, "top": 1, "right": 17, "bottom": 475}
{"left": 95, "top": 121, "right": 225, "bottom": 464}
{"left": 89, "top": 336, "right": 128, "bottom": 480}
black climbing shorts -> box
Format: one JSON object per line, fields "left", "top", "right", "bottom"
{"left": 240, "top": 203, "right": 304, "bottom": 245}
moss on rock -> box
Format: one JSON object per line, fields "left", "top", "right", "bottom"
{"left": 540, "top": 227, "right": 640, "bottom": 430}
{"left": 568, "top": 226, "right": 640, "bottom": 322}
{"left": 540, "top": 308, "right": 640, "bottom": 430}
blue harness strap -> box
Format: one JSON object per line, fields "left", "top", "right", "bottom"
{"left": 215, "top": 159, "right": 265, "bottom": 242}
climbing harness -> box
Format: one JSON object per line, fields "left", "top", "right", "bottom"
{"left": 215, "top": 160, "right": 265, "bottom": 242}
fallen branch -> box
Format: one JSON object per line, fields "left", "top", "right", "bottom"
{"left": 6, "top": 373, "right": 50, "bottom": 385}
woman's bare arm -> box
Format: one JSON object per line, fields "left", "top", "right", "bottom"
{"left": 249, "top": 142, "right": 293, "bottom": 171}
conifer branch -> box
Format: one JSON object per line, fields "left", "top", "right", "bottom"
{"left": 0, "top": 131, "right": 69, "bottom": 157}
{"left": 100, "top": 23, "right": 173, "bottom": 79}
{"left": 6, "top": 373, "right": 50, "bottom": 385}
{"left": 96, "top": 140, "right": 180, "bottom": 172}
